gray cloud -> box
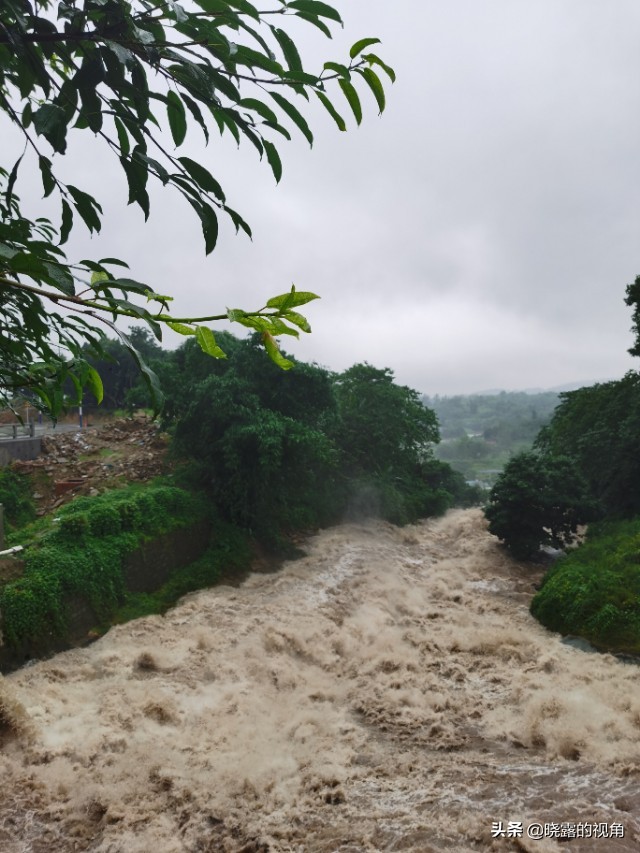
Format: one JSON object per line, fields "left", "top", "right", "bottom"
{"left": 6, "top": 0, "right": 640, "bottom": 395}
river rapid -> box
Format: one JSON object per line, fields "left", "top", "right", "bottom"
{"left": 1, "top": 508, "right": 639, "bottom": 852}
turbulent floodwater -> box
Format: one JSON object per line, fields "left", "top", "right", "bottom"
{"left": 1, "top": 509, "right": 640, "bottom": 852}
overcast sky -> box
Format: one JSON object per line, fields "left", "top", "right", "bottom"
{"left": 10, "top": 1, "right": 640, "bottom": 395}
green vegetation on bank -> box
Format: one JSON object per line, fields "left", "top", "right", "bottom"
{"left": 0, "top": 484, "right": 208, "bottom": 648}
{"left": 0, "top": 468, "right": 35, "bottom": 530}
{"left": 531, "top": 518, "right": 640, "bottom": 655}
{"left": 485, "top": 280, "right": 640, "bottom": 654}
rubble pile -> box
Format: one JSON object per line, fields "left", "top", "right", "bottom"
{"left": 12, "top": 415, "right": 170, "bottom": 514}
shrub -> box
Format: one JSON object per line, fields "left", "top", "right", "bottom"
{"left": 485, "top": 451, "right": 598, "bottom": 560}
{"left": 56, "top": 512, "right": 90, "bottom": 540}
{"left": 87, "top": 505, "right": 121, "bottom": 537}
{"left": 0, "top": 468, "right": 35, "bottom": 530}
{"left": 0, "top": 484, "right": 208, "bottom": 648}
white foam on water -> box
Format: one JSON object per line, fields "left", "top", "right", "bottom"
{"left": 0, "top": 509, "right": 638, "bottom": 851}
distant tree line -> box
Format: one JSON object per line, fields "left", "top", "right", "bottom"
{"left": 424, "top": 390, "right": 560, "bottom": 485}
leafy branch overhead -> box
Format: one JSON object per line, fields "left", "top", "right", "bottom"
{"left": 0, "top": 0, "right": 394, "bottom": 416}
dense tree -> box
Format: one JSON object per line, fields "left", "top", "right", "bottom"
{"left": 0, "top": 0, "right": 394, "bottom": 416}
{"left": 169, "top": 344, "right": 464, "bottom": 535}
{"left": 485, "top": 450, "right": 597, "bottom": 561}
{"left": 75, "top": 326, "right": 163, "bottom": 409}
{"left": 624, "top": 273, "right": 640, "bottom": 357}
{"left": 172, "top": 347, "right": 341, "bottom": 540}
{"left": 334, "top": 364, "right": 440, "bottom": 475}
{"left": 536, "top": 373, "right": 640, "bottom": 518}
{"left": 332, "top": 364, "right": 449, "bottom": 524}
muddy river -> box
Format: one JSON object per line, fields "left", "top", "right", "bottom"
{"left": 1, "top": 509, "right": 639, "bottom": 852}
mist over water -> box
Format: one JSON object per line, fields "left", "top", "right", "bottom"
{"left": 1, "top": 509, "right": 639, "bottom": 851}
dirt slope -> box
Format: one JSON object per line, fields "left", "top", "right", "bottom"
{"left": 12, "top": 416, "right": 169, "bottom": 515}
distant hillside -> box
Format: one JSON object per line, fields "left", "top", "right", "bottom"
{"left": 482, "top": 378, "right": 615, "bottom": 395}
{"left": 423, "top": 390, "right": 561, "bottom": 486}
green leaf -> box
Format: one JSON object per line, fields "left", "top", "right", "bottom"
{"left": 263, "top": 140, "right": 282, "bottom": 183}
{"left": 195, "top": 200, "right": 219, "bottom": 254}
{"left": 108, "top": 277, "right": 153, "bottom": 295}
{"left": 103, "top": 39, "right": 134, "bottom": 67}
{"left": 282, "top": 310, "right": 312, "bottom": 333}
{"left": 233, "top": 314, "right": 273, "bottom": 332}
{"left": 0, "top": 243, "right": 18, "bottom": 261}
{"left": 226, "top": 308, "right": 246, "bottom": 322}
{"left": 86, "top": 366, "right": 104, "bottom": 404}
{"left": 315, "top": 90, "right": 346, "bottom": 131}
{"left": 78, "top": 84, "right": 103, "bottom": 133}
{"left": 355, "top": 66, "right": 386, "bottom": 114}
{"left": 22, "top": 101, "right": 33, "bottom": 129}
{"left": 262, "top": 332, "right": 294, "bottom": 370}
{"left": 6, "top": 155, "right": 23, "bottom": 206}
{"left": 195, "top": 326, "right": 227, "bottom": 357}
{"left": 362, "top": 52, "right": 396, "bottom": 83}
{"left": 262, "top": 120, "right": 291, "bottom": 142}
{"left": 224, "top": 205, "right": 253, "bottom": 238}
{"left": 350, "top": 38, "right": 381, "bottom": 59}
{"left": 33, "top": 104, "right": 68, "bottom": 153}
{"left": 239, "top": 97, "right": 278, "bottom": 125}
{"left": 338, "top": 79, "right": 362, "bottom": 125}
{"left": 166, "top": 321, "right": 196, "bottom": 335}
{"left": 233, "top": 45, "right": 284, "bottom": 75}
{"left": 91, "top": 271, "right": 110, "bottom": 286}
{"left": 323, "top": 61, "right": 350, "bottom": 79}
{"left": 225, "top": 0, "right": 260, "bottom": 21}
{"left": 42, "top": 262, "right": 75, "bottom": 296}
{"left": 98, "top": 257, "right": 130, "bottom": 268}
{"left": 112, "top": 326, "right": 165, "bottom": 414}
{"left": 60, "top": 199, "right": 73, "bottom": 245}
{"left": 291, "top": 11, "right": 332, "bottom": 37}
{"left": 120, "top": 150, "right": 150, "bottom": 219}
{"left": 287, "top": 1, "right": 342, "bottom": 24}
{"left": 267, "top": 317, "right": 299, "bottom": 337}
{"left": 269, "top": 92, "right": 313, "bottom": 146}
{"left": 54, "top": 78, "right": 79, "bottom": 124}
{"left": 38, "top": 156, "right": 55, "bottom": 198}
{"left": 177, "top": 156, "right": 226, "bottom": 201}
{"left": 281, "top": 68, "right": 323, "bottom": 86}
{"left": 212, "top": 108, "right": 241, "bottom": 144}
{"left": 67, "top": 185, "right": 103, "bottom": 233}
{"left": 182, "top": 95, "right": 210, "bottom": 143}
{"left": 272, "top": 27, "right": 303, "bottom": 71}
{"left": 166, "top": 90, "right": 188, "bottom": 146}
{"left": 266, "top": 288, "right": 320, "bottom": 309}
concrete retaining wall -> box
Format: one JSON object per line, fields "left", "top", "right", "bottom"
{"left": 0, "top": 437, "right": 42, "bottom": 466}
